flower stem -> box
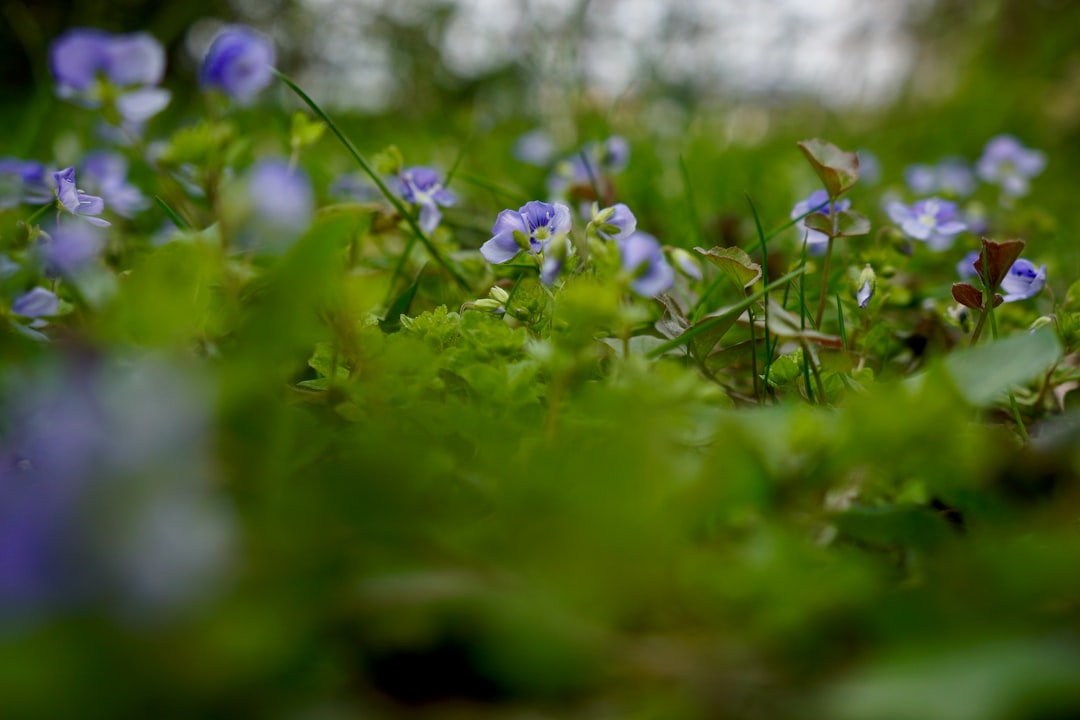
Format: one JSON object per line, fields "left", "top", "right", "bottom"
{"left": 814, "top": 227, "right": 835, "bottom": 327}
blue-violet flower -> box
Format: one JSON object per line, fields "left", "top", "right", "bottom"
{"left": 886, "top": 197, "right": 966, "bottom": 251}
{"left": 957, "top": 250, "right": 1045, "bottom": 303}
{"left": 976, "top": 134, "right": 1046, "bottom": 197}
{"left": 81, "top": 152, "right": 148, "bottom": 218}
{"left": 53, "top": 167, "right": 110, "bottom": 227}
{"left": 48, "top": 29, "right": 170, "bottom": 123}
{"left": 481, "top": 200, "right": 571, "bottom": 264}
{"left": 200, "top": 26, "right": 276, "bottom": 105}
{"left": 399, "top": 166, "right": 456, "bottom": 234}
{"left": 619, "top": 232, "right": 674, "bottom": 298}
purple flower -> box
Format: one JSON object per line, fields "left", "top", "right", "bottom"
{"left": 857, "top": 280, "right": 873, "bottom": 309}
{"left": 598, "top": 136, "right": 630, "bottom": 173}
{"left": 540, "top": 235, "right": 570, "bottom": 287}
{"left": 791, "top": 189, "right": 850, "bottom": 255}
{"left": 591, "top": 203, "right": 636, "bottom": 242}
{"left": 399, "top": 166, "right": 456, "bottom": 234}
{"left": 956, "top": 250, "right": 1045, "bottom": 303}
{"left": 80, "top": 152, "right": 148, "bottom": 218}
{"left": 957, "top": 250, "right": 981, "bottom": 281}
{"left": 240, "top": 160, "right": 314, "bottom": 252}
{"left": 1000, "top": 259, "right": 1047, "bottom": 302}
{"left": 48, "top": 29, "right": 170, "bottom": 122}
{"left": 976, "top": 135, "right": 1045, "bottom": 197}
{"left": 11, "top": 288, "right": 58, "bottom": 322}
{"left": 38, "top": 224, "right": 105, "bottom": 277}
{"left": 856, "top": 149, "right": 881, "bottom": 186}
{"left": 856, "top": 265, "right": 876, "bottom": 309}
{"left": 0, "top": 358, "right": 233, "bottom": 620}
{"left": 886, "top": 197, "right": 966, "bottom": 251}
{"left": 53, "top": 167, "right": 110, "bottom": 228}
{"left": 329, "top": 173, "right": 379, "bottom": 202}
{"left": 480, "top": 200, "right": 571, "bottom": 264}
{"left": 619, "top": 232, "right": 674, "bottom": 298}
{"left": 0, "top": 159, "right": 54, "bottom": 209}
{"left": 200, "top": 26, "right": 276, "bottom": 105}
{"left": 905, "top": 158, "right": 976, "bottom": 197}
{"left": 513, "top": 129, "right": 556, "bottom": 167}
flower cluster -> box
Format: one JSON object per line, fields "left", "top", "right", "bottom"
{"left": 975, "top": 134, "right": 1046, "bottom": 198}
{"left": 904, "top": 157, "right": 976, "bottom": 197}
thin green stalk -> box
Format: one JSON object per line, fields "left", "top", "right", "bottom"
{"left": 836, "top": 292, "right": 848, "bottom": 350}
{"left": 799, "top": 239, "right": 814, "bottom": 403}
{"left": 747, "top": 195, "right": 773, "bottom": 402}
{"left": 579, "top": 149, "right": 603, "bottom": 205}
{"left": 273, "top": 69, "right": 470, "bottom": 292}
{"left": 384, "top": 235, "right": 418, "bottom": 305}
{"left": 25, "top": 200, "right": 55, "bottom": 226}
{"left": 747, "top": 303, "right": 760, "bottom": 401}
{"left": 986, "top": 291, "right": 1030, "bottom": 442}
{"left": 802, "top": 340, "right": 827, "bottom": 401}
{"left": 681, "top": 155, "right": 705, "bottom": 248}
{"left": 815, "top": 236, "right": 834, "bottom": 328}
{"left": 154, "top": 195, "right": 190, "bottom": 231}
{"left": 763, "top": 199, "right": 830, "bottom": 244}
{"left": 455, "top": 172, "right": 531, "bottom": 203}
{"left": 443, "top": 125, "right": 474, "bottom": 188}
{"left": 969, "top": 307, "right": 989, "bottom": 346}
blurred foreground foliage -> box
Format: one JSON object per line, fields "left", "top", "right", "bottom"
{"left": 3, "top": 1, "right": 1080, "bottom": 719}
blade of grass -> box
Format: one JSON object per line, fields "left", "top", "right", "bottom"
{"left": 836, "top": 292, "right": 848, "bottom": 350}
{"left": 155, "top": 195, "right": 191, "bottom": 231}
{"left": 273, "top": 69, "right": 471, "bottom": 292}
{"left": 681, "top": 155, "right": 705, "bottom": 248}
{"left": 455, "top": 172, "right": 531, "bottom": 204}
{"left": 578, "top": 149, "right": 603, "bottom": 204}
{"left": 747, "top": 195, "right": 773, "bottom": 403}
{"left": 646, "top": 267, "right": 805, "bottom": 359}
{"left": 799, "top": 240, "right": 814, "bottom": 403}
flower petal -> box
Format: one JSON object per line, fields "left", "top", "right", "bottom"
{"left": 480, "top": 231, "right": 521, "bottom": 264}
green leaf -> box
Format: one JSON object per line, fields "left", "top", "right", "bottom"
{"left": 308, "top": 341, "right": 350, "bottom": 381}
{"left": 830, "top": 504, "right": 953, "bottom": 549}
{"left": 379, "top": 266, "right": 424, "bottom": 333}
{"left": 646, "top": 267, "right": 806, "bottom": 358}
{"left": 797, "top": 138, "right": 860, "bottom": 197}
{"left": 694, "top": 246, "right": 762, "bottom": 289}
{"left": 765, "top": 298, "right": 844, "bottom": 348}
{"left": 803, "top": 210, "right": 871, "bottom": 238}
{"left": 943, "top": 327, "right": 1062, "bottom": 406}
{"left": 290, "top": 111, "right": 326, "bottom": 150}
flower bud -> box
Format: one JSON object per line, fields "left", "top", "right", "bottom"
{"left": 857, "top": 264, "right": 876, "bottom": 309}
{"left": 473, "top": 298, "right": 503, "bottom": 312}
{"left": 1029, "top": 316, "right": 1054, "bottom": 333}
{"left": 489, "top": 285, "right": 510, "bottom": 304}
